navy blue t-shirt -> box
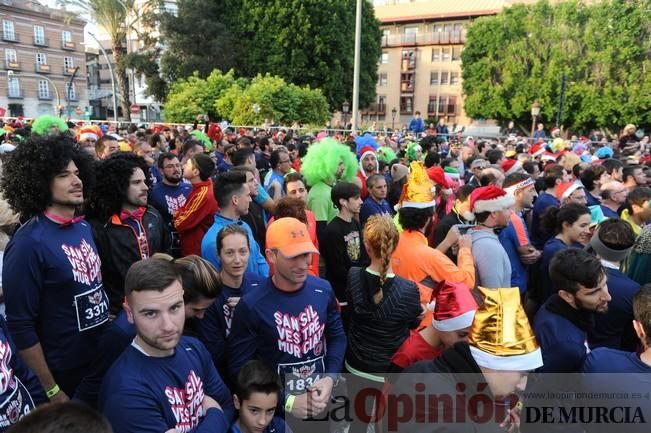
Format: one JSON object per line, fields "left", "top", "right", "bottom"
{"left": 0, "top": 315, "right": 46, "bottom": 431}
{"left": 150, "top": 181, "right": 192, "bottom": 225}
{"left": 3, "top": 216, "right": 109, "bottom": 378}
{"left": 226, "top": 276, "right": 346, "bottom": 395}
{"left": 101, "top": 336, "right": 234, "bottom": 433}
{"left": 197, "top": 272, "right": 262, "bottom": 373}
{"left": 531, "top": 192, "right": 560, "bottom": 249}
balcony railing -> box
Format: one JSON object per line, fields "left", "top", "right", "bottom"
{"left": 2, "top": 32, "right": 18, "bottom": 42}
{"left": 33, "top": 36, "right": 49, "bottom": 47}
{"left": 363, "top": 103, "right": 386, "bottom": 114}
{"left": 7, "top": 89, "right": 24, "bottom": 99}
{"left": 381, "top": 30, "right": 466, "bottom": 47}
{"left": 63, "top": 66, "right": 77, "bottom": 75}
{"left": 35, "top": 63, "right": 51, "bottom": 73}
{"left": 37, "top": 93, "right": 53, "bottom": 101}
{"left": 62, "top": 40, "right": 75, "bottom": 50}
{"left": 3, "top": 60, "right": 21, "bottom": 70}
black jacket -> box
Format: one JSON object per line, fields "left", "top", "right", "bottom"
{"left": 90, "top": 206, "right": 171, "bottom": 314}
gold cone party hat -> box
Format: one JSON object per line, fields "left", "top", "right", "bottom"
{"left": 397, "top": 161, "right": 436, "bottom": 209}
{"left": 468, "top": 287, "right": 543, "bottom": 371}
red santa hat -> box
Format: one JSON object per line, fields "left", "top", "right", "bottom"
{"left": 358, "top": 145, "right": 378, "bottom": 176}
{"left": 465, "top": 186, "right": 515, "bottom": 220}
{"left": 500, "top": 159, "right": 522, "bottom": 176}
{"left": 76, "top": 125, "right": 103, "bottom": 142}
{"left": 426, "top": 166, "right": 452, "bottom": 194}
{"left": 207, "top": 123, "right": 223, "bottom": 143}
{"left": 430, "top": 281, "right": 478, "bottom": 332}
{"left": 556, "top": 182, "right": 583, "bottom": 201}
{"left": 528, "top": 143, "right": 546, "bottom": 158}
{"left": 541, "top": 151, "right": 556, "bottom": 163}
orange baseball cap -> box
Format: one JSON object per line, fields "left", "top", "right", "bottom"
{"left": 266, "top": 218, "right": 319, "bottom": 258}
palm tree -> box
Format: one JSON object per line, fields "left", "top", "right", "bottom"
{"left": 60, "top": 0, "right": 155, "bottom": 121}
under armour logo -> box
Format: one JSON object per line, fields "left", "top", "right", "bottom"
{"left": 290, "top": 230, "right": 305, "bottom": 238}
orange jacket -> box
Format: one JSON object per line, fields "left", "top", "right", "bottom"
{"left": 392, "top": 230, "right": 475, "bottom": 327}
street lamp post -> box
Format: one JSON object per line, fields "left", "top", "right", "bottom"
{"left": 530, "top": 101, "right": 541, "bottom": 138}
{"left": 391, "top": 107, "right": 397, "bottom": 129}
{"left": 87, "top": 31, "right": 118, "bottom": 122}
{"left": 342, "top": 101, "right": 350, "bottom": 131}
{"left": 8, "top": 70, "right": 60, "bottom": 116}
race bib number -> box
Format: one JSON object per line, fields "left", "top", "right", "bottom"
{"left": 74, "top": 285, "right": 110, "bottom": 331}
{"left": 0, "top": 378, "right": 35, "bottom": 429}
{"left": 278, "top": 356, "right": 325, "bottom": 395}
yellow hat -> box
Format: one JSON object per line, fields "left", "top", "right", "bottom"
{"left": 397, "top": 161, "right": 436, "bottom": 209}
{"left": 468, "top": 287, "right": 542, "bottom": 371}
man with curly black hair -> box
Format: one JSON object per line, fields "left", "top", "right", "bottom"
{"left": 88, "top": 153, "right": 171, "bottom": 314}
{"left": 1, "top": 134, "right": 109, "bottom": 402}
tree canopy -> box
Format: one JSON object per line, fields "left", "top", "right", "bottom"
{"left": 462, "top": 0, "right": 651, "bottom": 132}
{"left": 163, "top": 70, "right": 330, "bottom": 125}
{"left": 158, "top": 0, "right": 381, "bottom": 110}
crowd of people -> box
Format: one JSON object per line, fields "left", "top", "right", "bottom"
{"left": 0, "top": 113, "right": 649, "bottom": 432}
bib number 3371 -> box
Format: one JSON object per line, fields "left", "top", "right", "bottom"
{"left": 74, "top": 285, "right": 110, "bottom": 331}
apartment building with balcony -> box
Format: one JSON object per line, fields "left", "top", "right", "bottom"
{"left": 366, "top": 0, "right": 524, "bottom": 129}
{"left": 0, "top": 0, "right": 87, "bottom": 118}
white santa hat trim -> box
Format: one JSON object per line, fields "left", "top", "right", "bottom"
{"left": 79, "top": 132, "right": 99, "bottom": 142}
{"left": 432, "top": 309, "right": 476, "bottom": 332}
{"left": 469, "top": 345, "right": 543, "bottom": 371}
{"left": 504, "top": 161, "right": 523, "bottom": 176}
{"left": 359, "top": 149, "right": 379, "bottom": 177}
{"left": 472, "top": 193, "right": 515, "bottom": 214}
{"left": 400, "top": 200, "right": 437, "bottom": 209}
{"left": 561, "top": 183, "right": 582, "bottom": 200}
{"left": 504, "top": 178, "right": 535, "bottom": 195}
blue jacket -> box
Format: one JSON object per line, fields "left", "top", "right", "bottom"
{"left": 534, "top": 295, "right": 591, "bottom": 373}
{"left": 590, "top": 266, "right": 640, "bottom": 351}
{"left": 201, "top": 213, "right": 269, "bottom": 278}
{"left": 530, "top": 192, "right": 559, "bottom": 249}
{"left": 408, "top": 117, "right": 424, "bottom": 133}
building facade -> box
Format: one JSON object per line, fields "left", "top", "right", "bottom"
{"left": 365, "top": 0, "right": 522, "bottom": 130}
{"left": 0, "top": 0, "right": 87, "bottom": 118}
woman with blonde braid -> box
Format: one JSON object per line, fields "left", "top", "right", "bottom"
{"left": 344, "top": 214, "right": 423, "bottom": 433}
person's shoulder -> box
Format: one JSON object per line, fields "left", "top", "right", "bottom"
{"left": 304, "top": 275, "right": 335, "bottom": 293}
{"left": 583, "top": 347, "right": 638, "bottom": 373}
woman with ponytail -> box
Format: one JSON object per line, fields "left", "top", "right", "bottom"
{"left": 539, "top": 203, "right": 592, "bottom": 301}
{"left": 344, "top": 214, "right": 422, "bottom": 433}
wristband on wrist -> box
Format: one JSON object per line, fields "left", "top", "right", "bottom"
{"left": 46, "top": 384, "right": 60, "bottom": 399}
{"left": 284, "top": 395, "right": 296, "bottom": 413}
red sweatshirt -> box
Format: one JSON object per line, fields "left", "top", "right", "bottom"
{"left": 174, "top": 180, "right": 218, "bottom": 257}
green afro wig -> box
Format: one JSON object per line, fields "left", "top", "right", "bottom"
{"left": 191, "top": 130, "right": 213, "bottom": 152}
{"left": 301, "top": 138, "right": 358, "bottom": 186}
{"left": 377, "top": 146, "right": 397, "bottom": 164}
{"left": 406, "top": 142, "right": 423, "bottom": 162}
{"left": 31, "top": 115, "right": 69, "bottom": 136}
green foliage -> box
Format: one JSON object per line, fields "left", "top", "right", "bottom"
{"left": 462, "top": 0, "right": 651, "bottom": 131}
{"left": 158, "top": 0, "right": 235, "bottom": 84}
{"left": 163, "top": 70, "right": 240, "bottom": 122}
{"left": 224, "top": 0, "right": 382, "bottom": 109}
{"left": 164, "top": 71, "right": 330, "bottom": 125}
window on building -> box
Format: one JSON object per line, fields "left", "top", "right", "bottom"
{"left": 3, "top": 20, "right": 15, "bottom": 40}
{"left": 447, "top": 96, "right": 457, "bottom": 115}
{"left": 380, "top": 52, "right": 389, "bottom": 64}
{"left": 430, "top": 71, "right": 439, "bottom": 85}
{"left": 66, "top": 82, "right": 76, "bottom": 100}
{"left": 34, "top": 26, "right": 45, "bottom": 45}
{"left": 440, "top": 71, "right": 449, "bottom": 85}
{"left": 378, "top": 95, "right": 386, "bottom": 112}
{"left": 450, "top": 71, "right": 459, "bottom": 85}
{"left": 438, "top": 96, "right": 447, "bottom": 114}
{"left": 8, "top": 77, "right": 20, "bottom": 97}
{"left": 64, "top": 56, "right": 74, "bottom": 69}
{"left": 452, "top": 46, "right": 461, "bottom": 61}
{"left": 36, "top": 53, "right": 47, "bottom": 65}
{"left": 38, "top": 80, "right": 50, "bottom": 99}
{"left": 4, "top": 48, "right": 16, "bottom": 63}
{"left": 442, "top": 48, "right": 451, "bottom": 61}
{"left": 428, "top": 96, "right": 437, "bottom": 113}
{"left": 400, "top": 96, "right": 413, "bottom": 114}
{"left": 404, "top": 26, "right": 418, "bottom": 43}
{"left": 431, "top": 48, "right": 440, "bottom": 62}
{"left": 400, "top": 73, "right": 414, "bottom": 92}
{"left": 401, "top": 49, "right": 416, "bottom": 70}
{"left": 62, "top": 30, "right": 72, "bottom": 43}
{"left": 378, "top": 73, "right": 388, "bottom": 86}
